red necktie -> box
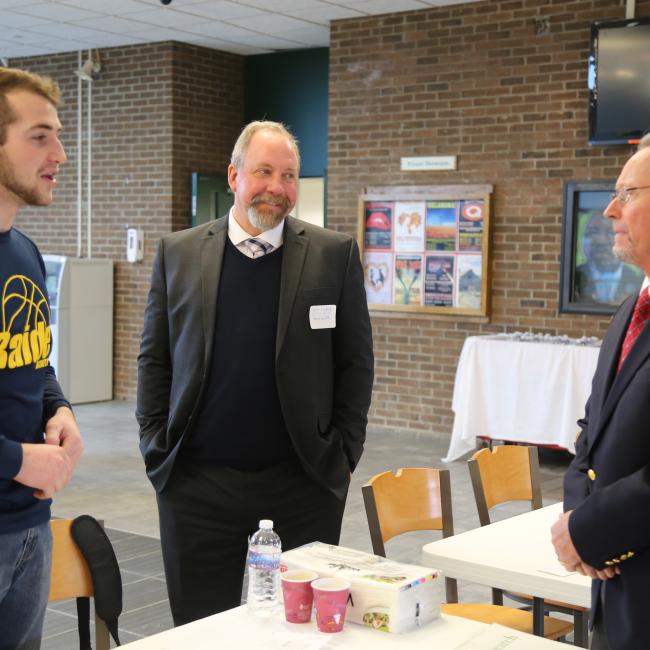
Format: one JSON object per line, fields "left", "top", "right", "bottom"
{"left": 617, "top": 290, "right": 650, "bottom": 372}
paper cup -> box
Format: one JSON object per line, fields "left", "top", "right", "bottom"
{"left": 281, "top": 570, "right": 319, "bottom": 623}
{"left": 311, "top": 577, "right": 351, "bottom": 633}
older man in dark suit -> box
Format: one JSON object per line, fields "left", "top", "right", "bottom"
{"left": 136, "top": 121, "right": 373, "bottom": 626}
{"left": 552, "top": 147, "right": 650, "bottom": 650}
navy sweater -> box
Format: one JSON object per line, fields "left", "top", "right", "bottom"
{"left": 183, "top": 238, "right": 296, "bottom": 469}
{"left": 0, "top": 228, "right": 69, "bottom": 533}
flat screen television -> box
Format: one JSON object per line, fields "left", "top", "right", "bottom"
{"left": 588, "top": 17, "right": 650, "bottom": 145}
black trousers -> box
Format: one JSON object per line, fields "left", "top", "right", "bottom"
{"left": 591, "top": 586, "right": 610, "bottom": 650}
{"left": 157, "top": 457, "right": 347, "bottom": 626}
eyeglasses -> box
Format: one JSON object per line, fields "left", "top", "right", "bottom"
{"left": 609, "top": 186, "right": 650, "bottom": 205}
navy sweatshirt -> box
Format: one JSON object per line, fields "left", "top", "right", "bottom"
{"left": 0, "top": 227, "right": 69, "bottom": 533}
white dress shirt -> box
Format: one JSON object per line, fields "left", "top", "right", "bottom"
{"left": 227, "top": 209, "right": 284, "bottom": 258}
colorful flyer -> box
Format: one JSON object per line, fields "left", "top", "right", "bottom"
{"left": 393, "top": 255, "right": 422, "bottom": 306}
{"left": 394, "top": 201, "right": 425, "bottom": 252}
{"left": 457, "top": 254, "right": 482, "bottom": 309}
{"left": 425, "top": 201, "right": 456, "bottom": 251}
{"left": 458, "top": 200, "right": 484, "bottom": 251}
{"left": 424, "top": 255, "right": 455, "bottom": 307}
{"left": 364, "top": 202, "right": 393, "bottom": 250}
{"left": 363, "top": 252, "right": 392, "bottom": 305}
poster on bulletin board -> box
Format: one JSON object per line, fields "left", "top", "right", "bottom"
{"left": 358, "top": 184, "right": 492, "bottom": 316}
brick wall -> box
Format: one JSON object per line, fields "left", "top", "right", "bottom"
{"left": 328, "top": 0, "right": 650, "bottom": 436}
{"left": 13, "top": 42, "right": 244, "bottom": 399}
{"left": 171, "top": 43, "right": 244, "bottom": 233}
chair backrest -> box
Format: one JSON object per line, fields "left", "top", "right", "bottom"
{"left": 49, "top": 518, "right": 113, "bottom": 650}
{"left": 468, "top": 445, "right": 542, "bottom": 526}
{"left": 362, "top": 467, "right": 453, "bottom": 558}
{"left": 49, "top": 519, "right": 94, "bottom": 601}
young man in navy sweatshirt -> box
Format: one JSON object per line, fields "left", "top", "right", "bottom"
{"left": 0, "top": 67, "right": 83, "bottom": 650}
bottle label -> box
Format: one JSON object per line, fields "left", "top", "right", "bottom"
{"left": 248, "top": 550, "right": 281, "bottom": 571}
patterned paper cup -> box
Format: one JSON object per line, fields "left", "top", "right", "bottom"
{"left": 311, "top": 577, "right": 351, "bottom": 633}
{"left": 281, "top": 570, "right": 319, "bottom": 623}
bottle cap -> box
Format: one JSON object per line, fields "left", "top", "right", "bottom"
{"left": 259, "top": 519, "right": 273, "bottom": 529}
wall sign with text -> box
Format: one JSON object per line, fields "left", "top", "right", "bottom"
{"left": 358, "top": 184, "right": 492, "bottom": 317}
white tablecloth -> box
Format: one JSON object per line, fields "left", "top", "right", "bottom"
{"left": 443, "top": 336, "right": 600, "bottom": 462}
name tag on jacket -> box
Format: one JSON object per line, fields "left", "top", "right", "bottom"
{"left": 309, "top": 304, "right": 336, "bottom": 329}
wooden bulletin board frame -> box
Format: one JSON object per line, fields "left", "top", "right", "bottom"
{"left": 358, "top": 184, "right": 492, "bottom": 317}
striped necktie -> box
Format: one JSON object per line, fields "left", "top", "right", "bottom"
{"left": 244, "top": 238, "right": 273, "bottom": 258}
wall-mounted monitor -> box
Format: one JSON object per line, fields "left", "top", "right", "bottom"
{"left": 588, "top": 17, "right": 650, "bottom": 145}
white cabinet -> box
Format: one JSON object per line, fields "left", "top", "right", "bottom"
{"left": 43, "top": 256, "right": 113, "bottom": 404}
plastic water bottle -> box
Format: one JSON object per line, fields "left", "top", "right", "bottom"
{"left": 246, "top": 519, "right": 282, "bottom": 617}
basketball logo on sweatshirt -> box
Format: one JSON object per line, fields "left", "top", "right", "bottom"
{"left": 0, "top": 275, "right": 51, "bottom": 370}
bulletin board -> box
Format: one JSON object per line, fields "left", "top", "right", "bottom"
{"left": 358, "top": 184, "right": 492, "bottom": 316}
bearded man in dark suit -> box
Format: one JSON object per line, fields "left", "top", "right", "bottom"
{"left": 136, "top": 121, "right": 373, "bottom": 626}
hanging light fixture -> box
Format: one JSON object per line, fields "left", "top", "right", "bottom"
{"left": 75, "top": 50, "right": 101, "bottom": 81}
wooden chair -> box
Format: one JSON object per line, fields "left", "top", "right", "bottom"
{"left": 49, "top": 519, "right": 111, "bottom": 650}
{"left": 362, "top": 468, "right": 573, "bottom": 641}
{"left": 468, "top": 445, "right": 589, "bottom": 647}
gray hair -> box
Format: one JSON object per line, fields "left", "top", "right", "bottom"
{"left": 230, "top": 120, "right": 300, "bottom": 170}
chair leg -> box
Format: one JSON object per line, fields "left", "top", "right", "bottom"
{"left": 445, "top": 577, "right": 458, "bottom": 604}
{"left": 574, "top": 609, "right": 589, "bottom": 648}
{"left": 95, "top": 615, "right": 110, "bottom": 650}
{"left": 532, "top": 597, "right": 545, "bottom": 636}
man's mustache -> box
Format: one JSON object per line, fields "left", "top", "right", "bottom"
{"left": 250, "top": 193, "right": 291, "bottom": 211}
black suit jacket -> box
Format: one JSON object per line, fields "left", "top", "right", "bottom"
{"left": 564, "top": 293, "right": 650, "bottom": 650}
{"left": 136, "top": 216, "right": 374, "bottom": 500}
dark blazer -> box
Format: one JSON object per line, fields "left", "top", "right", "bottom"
{"left": 564, "top": 293, "right": 650, "bottom": 650}
{"left": 136, "top": 216, "right": 374, "bottom": 501}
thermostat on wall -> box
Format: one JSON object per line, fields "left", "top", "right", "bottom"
{"left": 126, "top": 227, "right": 144, "bottom": 263}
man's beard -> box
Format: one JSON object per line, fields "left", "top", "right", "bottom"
{"left": 613, "top": 242, "right": 635, "bottom": 265}
{"left": 247, "top": 193, "right": 292, "bottom": 231}
{"left": 0, "top": 149, "right": 46, "bottom": 206}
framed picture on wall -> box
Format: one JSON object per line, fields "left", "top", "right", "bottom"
{"left": 559, "top": 180, "right": 644, "bottom": 315}
{"left": 358, "top": 184, "right": 493, "bottom": 317}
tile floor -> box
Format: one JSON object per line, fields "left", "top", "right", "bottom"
{"left": 42, "top": 400, "right": 574, "bottom": 648}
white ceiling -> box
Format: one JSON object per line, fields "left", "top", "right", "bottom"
{"left": 0, "top": 0, "right": 485, "bottom": 60}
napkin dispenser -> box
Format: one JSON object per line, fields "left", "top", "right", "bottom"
{"left": 281, "top": 542, "right": 441, "bottom": 633}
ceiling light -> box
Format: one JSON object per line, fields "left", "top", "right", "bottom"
{"left": 75, "top": 52, "right": 101, "bottom": 81}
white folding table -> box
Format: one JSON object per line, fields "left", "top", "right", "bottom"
{"left": 120, "top": 605, "right": 572, "bottom": 649}
{"left": 421, "top": 503, "right": 591, "bottom": 644}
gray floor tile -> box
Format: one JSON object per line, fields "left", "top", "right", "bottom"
{"left": 111, "top": 534, "right": 161, "bottom": 564}
{"left": 42, "top": 629, "right": 85, "bottom": 650}
{"left": 122, "top": 577, "right": 171, "bottom": 613}
{"left": 118, "top": 600, "right": 174, "bottom": 637}
{"left": 122, "top": 568, "right": 162, "bottom": 587}
{"left": 120, "top": 550, "right": 166, "bottom": 578}
{"left": 42, "top": 608, "right": 78, "bottom": 637}
{"left": 46, "top": 597, "right": 79, "bottom": 616}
